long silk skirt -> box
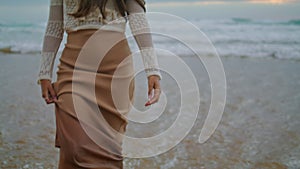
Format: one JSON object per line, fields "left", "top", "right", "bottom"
{"left": 52, "top": 29, "right": 135, "bottom": 169}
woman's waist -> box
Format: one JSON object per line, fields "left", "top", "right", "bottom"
{"left": 62, "top": 28, "right": 130, "bottom": 60}
{"left": 65, "top": 22, "right": 126, "bottom": 34}
{"left": 65, "top": 28, "right": 127, "bottom": 47}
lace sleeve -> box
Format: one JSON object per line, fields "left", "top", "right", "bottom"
{"left": 126, "top": 0, "right": 162, "bottom": 80}
{"left": 37, "top": 0, "right": 64, "bottom": 84}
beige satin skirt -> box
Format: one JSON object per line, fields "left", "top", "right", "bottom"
{"left": 52, "top": 29, "right": 135, "bottom": 169}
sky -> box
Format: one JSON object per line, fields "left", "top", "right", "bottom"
{"left": 148, "top": 0, "right": 300, "bottom": 19}
{"left": 0, "top": 0, "right": 299, "bottom": 6}
{"left": 0, "top": 0, "right": 299, "bottom": 22}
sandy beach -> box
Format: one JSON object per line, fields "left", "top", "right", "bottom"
{"left": 0, "top": 53, "right": 300, "bottom": 169}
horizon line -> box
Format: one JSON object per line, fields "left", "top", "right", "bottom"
{"left": 147, "top": 0, "right": 298, "bottom": 7}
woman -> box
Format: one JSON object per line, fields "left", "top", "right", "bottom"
{"left": 37, "top": 0, "right": 162, "bottom": 168}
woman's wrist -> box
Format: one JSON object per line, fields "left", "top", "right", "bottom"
{"left": 146, "top": 69, "right": 162, "bottom": 80}
{"left": 147, "top": 74, "right": 161, "bottom": 80}
{"left": 37, "top": 78, "right": 51, "bottom": 85}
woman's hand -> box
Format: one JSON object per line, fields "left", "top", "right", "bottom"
{"left": 40, "top": 79, "right": 58, "bottom": 104}
{"left": 145, "top": 75, "right": 161, "bottom": 106}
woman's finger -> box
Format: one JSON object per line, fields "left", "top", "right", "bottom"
{"left": 145, "top": 88, "right": 161, "bottom": 106}
{"left": 42, "top": 88, "right": 51, "bottom": 104}
{"left": 154, "top": 80, "right": 161, "bottom": 92}
{"left": 146, "top": 80, "right": 155, "bottom": 106}
{"left": 40, "top": 79, "right": 56, "bottom": 104}
{"left": 149, "top": 88, "right": 161, "bottom": 103}
{"left": 145, "top": 75, "right": 161, "bottom": 106}
{"left": 148, "top": 81, "right": 154, "bottom": 96}
{"left": 48, "top": 85, "right": 58, "bottom": 102}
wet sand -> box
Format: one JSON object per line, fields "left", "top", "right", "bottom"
{"left": 0, "top": 53, "right": 300, "bottom": 169}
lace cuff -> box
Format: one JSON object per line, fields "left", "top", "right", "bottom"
{"left": 37, "top": 0, "right": 63, "bottom": 85}
{"left": 37, "top": 52, "right": 56, "bottom": 84}
{"left": 128, "top": 12, "right": 162, "bottom": 80}
{"left": 140, "top": 48, "right": 162, "bottom": 80}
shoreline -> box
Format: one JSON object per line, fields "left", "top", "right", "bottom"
{"left": 2, "top": 50, "right": 300, "bottom": 62}
{"left": 0, "top": 53, "right": 300, "bottom": 168}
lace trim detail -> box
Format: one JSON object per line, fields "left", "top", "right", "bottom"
{"left": 145, "top": 69, "right": 162, "bottom": 80}
{"left": 38, "top": 52, "right": 56, "bottom": 80}
{"left": 51, "top": 0, "right": 63, "bottom": 6}
{"left": 140, "top": 48, "right": 162, "bottom": 79}
{"left": 64, "top": 0, "right": 126, "bottom": 31}
{"left": 140, "top": 48, "right": 159, "bottom": 69}
{"left": 45, "top": 21, "right": 64, "bottom": 39}
{"left": 127, "top": 13, "right": 162, "bottom": 79}
{"left": 128, "top": 13, "right": 149, "bottom": 34}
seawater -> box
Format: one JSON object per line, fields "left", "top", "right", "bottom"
{"left": 0, "top": 18, "right": 300, "bottom": 60}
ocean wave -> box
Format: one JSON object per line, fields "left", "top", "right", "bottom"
{"left": 222, "top": 53, "right": 300, "bottom": 61}
{"left": 213, "top": 39, "right": 300, "bottom": 45}
{"left": 0, "top": 21, "right": 43, "bottom": 28}
{"left": 232, "top": 18, "right": 253, "bottom": 23}
{"left": 0, "top": 46, "right": 40, "bottom": 54}
{"left": 286, "top": 19, "right": 300, "bottom": 26}
{"left": 1, "top": 45, "right": 299, "bottom": 61}
{"left": 0, "top": 21, "right": 45, "bottom": 34}
{"left": 0, "top": 46, "right": 20, "bottom": 54}
{"left": 1, "top": 18, "right": 299, "bottom": 62}
{"left": 229, "top": 18, "right": 300, "bottom": 26}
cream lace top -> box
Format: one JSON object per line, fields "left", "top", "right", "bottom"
{"left": 37, "top": 0, "right": 162, "bottom": 84}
